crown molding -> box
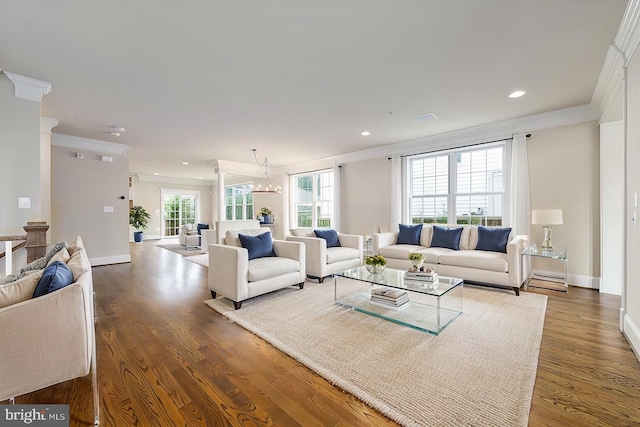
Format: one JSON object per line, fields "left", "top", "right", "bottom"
{"left": 332, "top": 104, "right": 598, "bottom": 165}
{"left": 137, "top": 174, "right": 213, "bottom": 186}
{"left": 52, "top": 133, "right": 129, "bottom": 156}
{"left": 592, "top": 0, "right": 640, "bottom": 117}
{"left": 3, "top": 71, "right": 52, "bottom": 102}
{"left": 40, "top": 117, "right": 59, "bottom": 133}
{"left": 210, "top": 159, "right": 264, "bottom": 177}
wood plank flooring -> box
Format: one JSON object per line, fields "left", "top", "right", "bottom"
{"left": 3, "top": 242, "right": 640, "bottom": 426}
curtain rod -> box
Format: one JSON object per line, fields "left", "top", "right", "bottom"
{"left": 400, "top": 137, "right": 513, "bottom": 158}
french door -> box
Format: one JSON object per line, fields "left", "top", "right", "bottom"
{"left": 161, "top": 190, "right": 199, "bottom": 238}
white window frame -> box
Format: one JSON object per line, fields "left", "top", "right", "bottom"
{"left": 407, "top": 144, "right": 506, "bottom": 226}
{"left": 290, "top": 169, "right": 334, "bottom": 229}
{"left": 225, "top": 183, "right": 254, "bottom": 221}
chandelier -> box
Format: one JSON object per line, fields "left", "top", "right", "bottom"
{"left": 251, "top": 149, "right": 282, "bottom": 194}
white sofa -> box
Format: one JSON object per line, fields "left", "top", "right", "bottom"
{"left": 209, "top": 228, "right": 306, "bottom": 309}
{"left": 0, "top": 236, "right": 99, "bottom": 424}
{"left": 286, "top": 229, "right": 363, "bottom": 282}
{"left": 374, "top": 225, "right": 528, "bottom": 295}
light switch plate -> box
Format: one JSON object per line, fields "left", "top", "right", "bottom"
{"left": 18, "top": 197, "right": 31, "bottom": 209}
{"left": 103, "top": 206, "right": 114, "bottom": 213}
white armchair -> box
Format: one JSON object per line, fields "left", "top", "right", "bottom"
{"left": 286, "top": 229, "right": 363, "bottom": 283}
{"left": 209, "top": 229, "right": 306, "bottom": 309}
{"left": 178, "top": 224, "right": 200, "bottom": 248}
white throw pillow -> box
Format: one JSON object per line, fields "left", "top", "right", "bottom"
{"left": 0, "top": 269, "right": 44, "bottom": 308}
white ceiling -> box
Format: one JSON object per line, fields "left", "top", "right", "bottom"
{"left": 0, "top": 0, "right": 628, "bottom": 180}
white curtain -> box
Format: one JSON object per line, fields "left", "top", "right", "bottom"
{"left": 390, "top": 156, "right": 402, "bottom": 232}
{"left": 333, "top": 163, "right": 341, "bottom": 231}
{"left": 509, "top": 132, "right": 531, "bottom": 238}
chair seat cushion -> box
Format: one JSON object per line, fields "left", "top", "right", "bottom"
{"left": 247, "top": 257, "right": 300, "bottom": 282}
{"left": 438, "top": 250, "right": 508, "bottom": 272}
{"left": 326, "top": 247, "right": 360, "bottom": 264}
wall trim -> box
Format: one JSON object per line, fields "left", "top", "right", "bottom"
{"left": 40, "top": 117, "right": 59, "bottom": 133}
{"left": 137, "top": 174, "right": 213, "bottom": 186}
{"left": 89, "top": 254, "right": 131, "bottom": 266}
{"left": 52, "top": 133, "right": 129, "bottom": 156}
{"left": 623, "top": 313, "right": 640, "bottom": 363}
{"left": 3, "top": 71, "right": 52, "bottom": 102}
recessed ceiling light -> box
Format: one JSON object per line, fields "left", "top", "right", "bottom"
{"left": 182, "top": 162, "right": 189, "bottom": 165}
{"left": 508, "top": 90, "right": 526, "bottom": 98}
{"left": 361, "top": 131, "right": 371, "bottom": 136}
{"left": 198, "top": 177, "right": 203, "bottom": 179}
{"left": 153, "top": 172, "right": 160, "bottom": 176}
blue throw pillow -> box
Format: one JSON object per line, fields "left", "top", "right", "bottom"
{"left": 32, "top": 261, "right": 74, "bottom": 298}
{"left": 430, "top": 226, "right": 463, "bottom": 250}
{"left": 239, "top": 232, "right": 276, "bottom": 260}
{"left": 197, "top": 223, "right": 209, "bottom": 235}
{"left": 475, "top": 226, "right": 512, "bottom": 253}
{"left": 314, "top": 229, "right": 341, "bottom": 248}
{"left": 397, "top": 224, "right": 422, "bottom": 245}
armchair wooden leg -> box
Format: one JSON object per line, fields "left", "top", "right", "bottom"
{"left": 318, "top": 277, "right": 325, "bottom": 283}
{"left": 513, "top": 286, "right": 520, "bottom": 296}
{"left": 298, "top": 282, "right": 305, "bottom": 289}
{"left": 233, "top": 301, "right": 243, "bottom": 310}
{"left": 210, "top": 290, "right": 217, "bottom": 299}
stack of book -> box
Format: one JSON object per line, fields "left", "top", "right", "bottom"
{"left": 404, "top": 270, "right": 439, "bottom": 282}
{"left": 370, "top": 287, "right": 410, "bottom": 310}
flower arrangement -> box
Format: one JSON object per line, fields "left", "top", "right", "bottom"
{"left": 365, "top": 255, "right": 387, "bottom": 266}
{"left": 408, "top": 253, "right": 424, "bottom": 261}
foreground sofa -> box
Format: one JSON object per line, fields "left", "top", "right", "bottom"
{"left": 209, "top": 228, "right": 306, "bottom": 309}
{"left": 286, "top": 228, "right": 363, "bottom": 282}
{"left": 0, "top": 236, "right": 99, "bottom": 424}
{"left": 374, "top": 224, "right": 528, "bottom": 295}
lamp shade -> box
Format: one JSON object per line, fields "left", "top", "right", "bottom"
{"left": 531, "top": 209, "right": 563, "bottom": 225}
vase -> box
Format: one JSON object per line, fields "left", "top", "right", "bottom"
{"left": 411, "top": 259, "right": 424, "bottom": 270}
{"left": 366, "top": 264, "right": 385, "bottom": 274}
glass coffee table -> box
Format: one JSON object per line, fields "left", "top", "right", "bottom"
{"left": 334, "top": 266, "right": 463, "bottom": 335}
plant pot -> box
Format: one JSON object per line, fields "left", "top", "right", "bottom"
{"left": 411, "top": 259, "right": 424, "bottom": 269}
{"left": 134, "top": 231, "right": 143, "bottom": 243}
{"left": 261, "top": 215, "right": 273, "bottom": 224}
{"left": 366, "top": 264, "right": 385, "bottom": 274}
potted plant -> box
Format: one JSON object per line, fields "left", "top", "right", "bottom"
{"left": 365, "top": 254, "right": 387, "bottom": 274}
{"left": 408, "top": 252, "right": 425, "bottom": 269}
{"left": 258, "top": 207, "right": 273, "bottom": 224}
{"left": 129, "top": 206, "right": 151, "bottom": 242}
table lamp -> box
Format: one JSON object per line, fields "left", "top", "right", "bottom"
{"left": 531, "top": 209, "right": 563, "bottom": 250}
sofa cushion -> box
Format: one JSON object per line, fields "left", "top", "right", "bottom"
{"left": 397, "top": 224, "right": 422, "bottom": 245}
{"left": 416, "top": 247, "right": 455, "bottom": 264}
{"left": 0, "top": 270, "right": 44, "bottom": 308}
{"left": 438, "top": 250, "right": 508, "bottom": 272}
{"left": 247, "top": 257, "right": 300, "bottom": 282}
{"left": 47, "top": 247, "right": 71, "bottom": 267}
{"left": 20, "top": 241, "right": 68, "bottom": 274}
{"left": 226, "top": 228, "right": 270, "bottom": 247}
{"left": 430, "top": 226, "right": 463, "bottom": 250}
{"left": 239, "top": 232, "right": 276, "bottom": 260}
{"left": 67, "top": 235, "right": 84, "bottom": 256}
{"left": 326, "top": 247, "right": 360, "bottom": 264}
{"left": 32, "top": 261, "right": 74, "bottom": 298}
{"left": 420, "top": 224, "right": 434, "bottom": 247}
{"left": 67, "top": 246, "right": 91, "bottom": 281}
{"left": 379, "top": 244, "right": 421, "bottom": 260}
{"left": 314, "top": 229, "right": 341, "bottom": 248}
{"left": 475, "top": 226, "right": 512, "bottom": 253}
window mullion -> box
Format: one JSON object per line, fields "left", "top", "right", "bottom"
{"left": 448, "top": 153, "right": 456, "bottom": 224}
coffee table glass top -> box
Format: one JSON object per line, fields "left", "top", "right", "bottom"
{"left": 336, "top": 266, "right": 463, "bottom": 297}
{"left": 334, "top": 266, "right": 464, "bottom": 335}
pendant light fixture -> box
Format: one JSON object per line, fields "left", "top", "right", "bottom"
{"left": 251, "top": 149, "right": 282, "bottom": 194}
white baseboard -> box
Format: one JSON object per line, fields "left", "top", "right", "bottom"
{"left": 89, "top": 254, "right": 131, "bottom": 266}
{"left": 531, "top": 269, "right": 599, "bottom": 289}
{"left": 623, "top": 314, "right": 640, "bottom": 363}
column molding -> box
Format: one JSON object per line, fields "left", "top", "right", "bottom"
{"left": 3, "top": 71, "right": 52, "bottom": 102}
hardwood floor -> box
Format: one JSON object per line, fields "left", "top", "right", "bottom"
{"left": 4, "top": 242, "right": 640, "bottom": 426}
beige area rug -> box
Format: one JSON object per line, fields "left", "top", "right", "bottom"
{"left": 156, "top": 243, "right": 205, "bottom": 257}
{"left": 205, "top": 280, "right": 547, "bottom": 427}
{"left": 185, "top": 253, "right": 208, "bottom": 267}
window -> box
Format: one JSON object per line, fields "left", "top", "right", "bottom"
{"left": 292, "top": 170, "right": 333, "bottom": 228}
{"left": 163, "top": 192, "right": 198, "bottom": 237}
{"left": 409, "top": 145, "right": 504, "bottom": 226}
{"left": 225, "top": 183, "right": 253, "bottom": 220}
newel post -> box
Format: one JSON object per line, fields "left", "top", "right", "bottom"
{"left": 23, "top": 221, "right": 49, "bottom": 262}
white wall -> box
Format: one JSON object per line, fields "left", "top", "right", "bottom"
{"left": 625, "top": 47, "right": 640, "bottom": 358}
{"left": 528, "top": 121, "right": 601, "bottom": 288}
{"left": 51, "top": 145, "right": 130, "bottom": 265}
{"left": 600, "top": 120, "right": 624, "bottom": 295}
